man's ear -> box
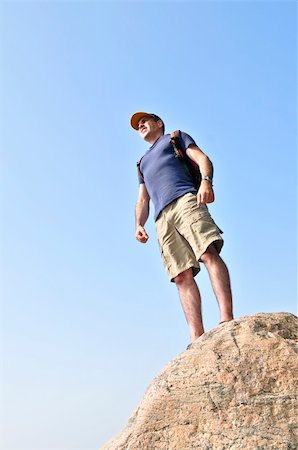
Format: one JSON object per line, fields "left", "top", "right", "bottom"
{"left": 157, "top": 120, "right": 164, "bottom": 129}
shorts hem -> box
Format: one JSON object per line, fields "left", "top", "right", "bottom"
{"left": 197, "top": 236, "right": 224, "bottom": 262}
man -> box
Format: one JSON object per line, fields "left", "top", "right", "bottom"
{"left": 131, "top": 112, "right": 234, "bottom": 343}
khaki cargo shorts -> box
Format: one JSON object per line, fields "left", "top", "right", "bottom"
{"left": 156, "top": 192, "right": 224, "bottom": 282}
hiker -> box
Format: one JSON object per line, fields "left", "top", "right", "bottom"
{"left": 131, "top": 112, "right": 234, "bottom": 343}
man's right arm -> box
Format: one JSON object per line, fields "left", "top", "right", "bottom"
{"left": 135, "top": 183, "right": 150, "bottom": 243}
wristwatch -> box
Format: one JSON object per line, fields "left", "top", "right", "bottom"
{"left": 202, "top": 176, "right": 213, "bottom": 184}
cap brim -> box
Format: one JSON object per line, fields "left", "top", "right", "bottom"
{"left": 130, "top": 112, "right": 152, "bottom": 130}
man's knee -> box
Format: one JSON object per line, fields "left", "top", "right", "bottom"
{"left": 174, "top": 267, "right": 194, "bottom": 286}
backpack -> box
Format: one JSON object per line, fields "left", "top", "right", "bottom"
{"left": 137, "top": 130, "right": 201, "bottom": 188}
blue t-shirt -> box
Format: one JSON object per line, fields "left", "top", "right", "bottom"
{"left": 138, "top": 131, "right": 198, "bottom": 220}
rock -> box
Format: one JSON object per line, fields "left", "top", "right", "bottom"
{"left": 101, "top": 312, "right": 298, "bottom": 450}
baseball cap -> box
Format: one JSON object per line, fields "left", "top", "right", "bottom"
{"left": 130, "top": 112, "right": 163, "bottom": 130}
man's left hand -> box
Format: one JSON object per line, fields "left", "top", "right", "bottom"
{"left": 197, "top": 180, "right": 215, "bottom": 204}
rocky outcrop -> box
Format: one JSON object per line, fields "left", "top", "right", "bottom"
{"left": 101, "top": 312, "right": 298, "bottom": 450}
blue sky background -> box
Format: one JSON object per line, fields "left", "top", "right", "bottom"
{"left": 1, "top": 1, "right": 297, "bottom": 449}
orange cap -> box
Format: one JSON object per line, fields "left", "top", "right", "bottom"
{"left": 130, "top": 112, "right": 162, "bottom": 130}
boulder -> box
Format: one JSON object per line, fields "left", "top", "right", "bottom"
{"left": 101, "top": 312, "right": 298, "bottom": 450}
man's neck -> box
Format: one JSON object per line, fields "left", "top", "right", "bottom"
{"left": 145, "top": 131, "right": 163, "bottom": 145}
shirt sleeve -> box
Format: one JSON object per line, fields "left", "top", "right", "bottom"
{"left": 179, "top": 131, "right": 197, "bottom": 154}
{"left": 137, "top": 173, "right": 145, "bottom": 184}
{"left": 137, "top": 160, "right": 145, "bottom": 184}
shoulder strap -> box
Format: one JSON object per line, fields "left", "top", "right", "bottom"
{"left": 170, "top": 130, "right": 202, "bottom": 188}
{"left": 170, "top": 130, "right": 184, "bottom": 159}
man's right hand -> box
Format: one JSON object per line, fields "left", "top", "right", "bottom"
{"left": 136, "top": 225, "right": 149, "bottom": 243}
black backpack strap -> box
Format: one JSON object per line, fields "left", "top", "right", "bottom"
{"left": 170, "top": 130, "right": 184, "bottom": 159}
{"left": 170, "top": 130, "right": 201, "bottom": 188}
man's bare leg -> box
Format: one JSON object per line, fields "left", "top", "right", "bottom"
{"left": 200, "top": 244, "right": 234, "bottom": 323}
{"left": 174, "top": 268, "right": 204, "bottom": 342}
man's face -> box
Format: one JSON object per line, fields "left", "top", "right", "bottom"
{"left": 137, "top": 116, "right": 162, "bottom": 140}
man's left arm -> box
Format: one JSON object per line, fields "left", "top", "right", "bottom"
{"left": 186, "top": 144, "right": 214, "bottom": 205}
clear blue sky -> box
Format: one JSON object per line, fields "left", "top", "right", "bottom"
{"left": 1, "top": 1, "right": 297, "bottom": 449}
